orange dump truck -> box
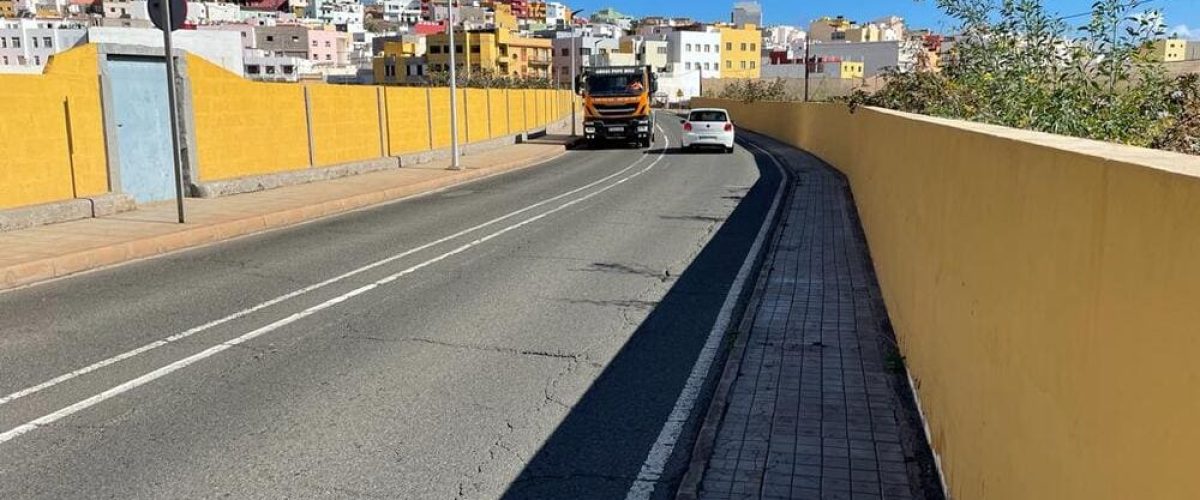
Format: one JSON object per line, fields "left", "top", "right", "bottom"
{"left": 576, "top": 65, "right": 658, "bottom": 148}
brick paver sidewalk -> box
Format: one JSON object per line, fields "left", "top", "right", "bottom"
{"left": 692, "top": 136, "right": 941, "bottom": 500}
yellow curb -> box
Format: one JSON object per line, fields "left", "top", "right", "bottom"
{"left": 0, "top": 147, "right": 571, "bottom": 292}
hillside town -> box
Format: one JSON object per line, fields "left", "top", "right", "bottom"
{"left": 0, "top": 0, "right": 978, "bottom": 101}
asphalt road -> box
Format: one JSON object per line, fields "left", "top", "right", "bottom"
{"left": 0, "top": 113, "right": 783, "bottom": 499}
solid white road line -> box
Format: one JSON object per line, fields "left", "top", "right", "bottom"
{"left": 624, "top": 140, "right": 787, "bottom": 500}
{"left": 0, "top": 123, "right": 670, "bottom": 446}
{"left": 0, "top": 140, "right": 655, "bottom": 409}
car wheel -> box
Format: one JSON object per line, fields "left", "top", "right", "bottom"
{"left": 725, "top": 146, "right": 734, "bottom": 154}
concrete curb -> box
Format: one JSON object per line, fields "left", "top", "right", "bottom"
{"left": 0, "top": 194, "right": 136, "bottom": 233}
{"left": 0, "top": 144, "right": 574, "bottom": 292}
{"left": 674, "top": 134, "right": 796, "bottom": 500}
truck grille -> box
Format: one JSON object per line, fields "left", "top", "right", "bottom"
{"left": 595, "top": 104, "right": 638, "bottom": 116}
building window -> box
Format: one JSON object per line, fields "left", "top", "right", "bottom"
{"left": 726, "top": 60, "right": 732, "bottom": 69}
{"left": 31, "top": 37, "right": 38, "bottom": 48}
{"left": 750, "top": 43, "right": 757, "bottom": 51}
{"left": 34, "top": 55, "right": 39, "bottom": 65}
{"left": 685, "top": 62, "right": 691, "bottom": 70}
{"left": 12, "top": 37, "right": 20, "bottom": 49}
{"left": 325, "top": 41, "right": 330, "bottom": 47}
{"left": 471, "top": 45, "right": 480, "bottom": 53}
{"left": 266, "top": 35, "right": 274, "bottom": 42}
{"left": 325, "top": 54, "right": 331, "bottom": 60}
{"left": 283, "top": 65, "right": 295, "bottom": 74}
{"left": 685, "top": 43, "right": 691, "bottom": 52}
{"left": 312, "top": 40, "right": 317, "bottom": 47}
{"left": 291, "top": 36, "right": 299, "bottom": 42}
{"left": 750, "top": 61, "right": 756, "bottom": 69}
{"left": 740, "top": 42, "right": 747, "bottom": 51}
{"left": 43, "top": 36, "right": 52, "bottom": 47}
{"left": 247, "top": 64, "right": 261, "bottom": 74}
{"left": 657, "top": 46, "right": 667, "bottom": 54}
{"left": 726, "top": 42, "right": 732, "bottom": 51}
{"left": 455, "top": 45, "right": 462, "bottom": 53}
{"left": 266, "top": 65, "right": 276, "bottom": 74}
{"left": 430, "top": 45, "right": 442, "bottom": 54}
{"left": 740, "top": 60, "right": 746, "bottom": 69}
{"left": 0, "top": 38, "right": 6, "bottom": 48}
{"left": 561, "top": 47, "right": 569, "bottom": 56}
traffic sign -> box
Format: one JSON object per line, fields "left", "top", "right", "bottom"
{"left": 147, "top": 0, "right": 186, "bottom": 32}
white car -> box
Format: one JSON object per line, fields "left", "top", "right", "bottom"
{"left": 681, "top": 108, "right": 735, "bottom": 153}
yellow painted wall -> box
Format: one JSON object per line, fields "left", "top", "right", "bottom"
{"left": 188, "top": 55, "right": 310, "bottom": 181}
{"left": 307, "top": 85, "right": 383, "bottom": 167}
{"left": 429, "top": 87, "right": 468, "bottom": 149}
{"left": 694, "top": 97, "right": 1200, "bottom": 500}
{"left": 464, "top": 88, "right": 490, "bottom": 144}
{"left": 508, "top": 89, "right": 527, "bottom": 133}
{"left": 384, "top": 87, "right": 431, "bottom": 154}
{"left": 488, "top": 89, "right": 510, "bottom": 138}
{"left": 0, "top": 44, "right": 107, "bottom": 210}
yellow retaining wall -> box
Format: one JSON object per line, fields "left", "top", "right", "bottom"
{"left": 2, "top": 45, "right": 569, "bottom": 211}
{"left": 488, "top": 89, "right": 510, "bottom": 138}
{"left": 694, "top": 97, "right": 1200, "bottom": 500}
{"left": 509, "top": 90, "right": 527, "bottom": 133}
{"left": 464, "top": 88, "right": 490, "bottom": 144}
{"left": 384, "top": 87, "right": 431, "bottom": 155}
{"left": 0, "top": 45, "right": 107, "bottom": 209}
{"left": 307, "top": 84, "right": 383, "bottom": 167}
{"left": 188, "top": 55, "right": 309, "bottom": 181}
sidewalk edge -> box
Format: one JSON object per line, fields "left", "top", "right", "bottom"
{"left": 674, "top": 135, "right": 796, "bottom": 500}
{"left": 0, "top": 146, "right": 573, "bottom": 293}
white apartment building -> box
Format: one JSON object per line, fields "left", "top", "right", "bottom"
{"left": 764, "top": 25, "right": 805, "bottom": 50}
{"left": 382, "top": 0, "right": 420, "bottom": 24}
{"left": 619, "top": 35, "right": 668, "bottom": 72}
{"left": 101, "top": 0, "right": 149, "bottom": 20}
{"left": 544, "top": 2, "right": 569, "bottom": 28}
{"left": 186, "top": 2, "right": 242, "bottom": 25}
{"left": 550, "top": 29, "right": 620, "bottom": 84}
{"left": 807, "top": 40, "right": 919, "bottom": 76}
{"left": 0, "top": 18, "right": 87, "bottom": 69}
{"left": 666, "top": 29, "right": 721, "bottom": 77}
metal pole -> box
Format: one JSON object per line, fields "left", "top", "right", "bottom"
{"left": 570, "top": 33, "right": 576, "bottom": 137}
{"left": 448, "top": 0, "right": 462, "bottom": 170}
{"left": 160, "top": 0, "right": 186, "bottom": 223}
{"left": 803, "top": 37, "right": 810, "bottom": 103}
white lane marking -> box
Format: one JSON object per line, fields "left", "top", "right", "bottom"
{"left": 625, "top": 140, "right": 787, "bottom": 500}
{"left": 0, "top": 146, "right": 654, "bottom": 409}
{"left": 0, "top": 123, "right": 670, "bottom": 446}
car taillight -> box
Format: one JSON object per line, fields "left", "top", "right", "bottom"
{"left": 683, "top": 122, "right": 693, "bottom": 132}
{"left": 724, "top": 122, "right": 734, "bottom": 132}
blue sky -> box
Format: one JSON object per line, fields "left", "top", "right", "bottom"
{"left": 568, "top": 0, "right": 1200, "bottom": 37}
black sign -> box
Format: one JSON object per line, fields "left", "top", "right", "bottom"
{"left": 148, "top": 0, "right": 186, "bottom": 32}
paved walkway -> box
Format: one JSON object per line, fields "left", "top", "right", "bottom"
{"left": 0, "top": 123, "right": 577, "bottom": 291}
{"left": 690, "top": 135, "right": 941, "bottom": 500}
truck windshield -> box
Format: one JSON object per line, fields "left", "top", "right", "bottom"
{"left": 586, "top": 74, "right": 645, "bottom": 96}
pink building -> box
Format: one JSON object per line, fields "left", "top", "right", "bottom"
{"left": 306, "top": 29, "right": 350, "bottom": 66}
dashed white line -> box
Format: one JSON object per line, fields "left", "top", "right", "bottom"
{"left": 0, "top": 122, "right": 670, "bottom": 446}
{"left": 0, "top": 136, "right": 655, "bottom": 410}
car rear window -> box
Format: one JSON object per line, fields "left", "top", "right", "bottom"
{"left": 689, "top": 111, "right": 728, "bottom": 122}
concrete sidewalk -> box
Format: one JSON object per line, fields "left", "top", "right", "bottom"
{"left": 679, "top": 134, "right": 943, "bottom": 500}
{"left": 0, "top": 129, "right": 578, "bottom": 292}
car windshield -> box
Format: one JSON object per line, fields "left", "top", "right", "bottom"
{"left": 689, "top": 111, "right": 728, "bottom": 122}
{"left": 586, "top": 74, "right": 645, "bottom": 96}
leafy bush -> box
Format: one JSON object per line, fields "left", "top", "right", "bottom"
{"left": 715, "top": 78, "right": 792, "bottom": 102}
{"left": 847, "top": 0, "right": 1198, "bottom": 154}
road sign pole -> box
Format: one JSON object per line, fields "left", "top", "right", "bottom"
{"left": 158, "top": 0, "right": 186, "bottom": 223}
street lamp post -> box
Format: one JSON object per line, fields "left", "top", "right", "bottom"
{"left": 448, "top": 0, "right": 462, "bottom": 170}
{"left": 568, "top": 9, "right": 585, "bottom": 137}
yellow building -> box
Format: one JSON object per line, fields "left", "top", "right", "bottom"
{"left": 373, "top": 39, "right": 425, "bottom": 84}
{"left": 0, "top": 0, "right": 16, "bottom": 17}
{"left": 835, "top": 60, "right": 864, "bottom": 79}
{"left": 1144, "top": 38, "right": 1187, "bottom": 62}
{"left": 528, "top": 0, "right": 546, "bottom": 22}
{"left": 426, "top": 29, "right": 552, "bottom": 79}
{"left": 808, "top": 16, "right": 883, "bottom": 42}
{"left": 719, "top": 23, "right": 762, "bottom": 79}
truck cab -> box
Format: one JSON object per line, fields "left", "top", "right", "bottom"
{"left": 576, "top": 66, "right": 658, "bottom": 148}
